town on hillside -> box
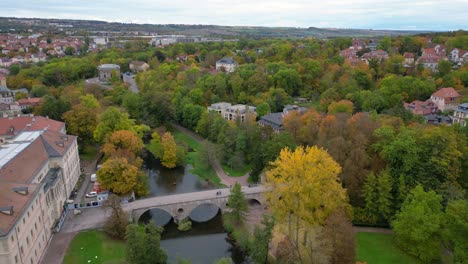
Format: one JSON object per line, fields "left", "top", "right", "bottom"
{"left": 0, "top": 15, "right": 467, "bottom": 264}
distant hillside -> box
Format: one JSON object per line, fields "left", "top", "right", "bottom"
{"left": 0, "top": 17, "right": 434, "bottom": 38}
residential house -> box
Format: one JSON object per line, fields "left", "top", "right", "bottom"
{"left": 17, "top": 98, "right": 44, "bottom": 110}
{"left": 403, "top": 100, "right": 438, "bottom": 115}
{"left": 0, "top": 57, "right": 12, "bottom": 67}
{"left": 97, "top": 64, "right": 120, "bottom": 82}
{"left": 366, "top": 40, "right": 379, "bottom": 51}
{"left": 361, "top": 50, "right": 389, "bottom": 64}
{"left": 0, "top": 129, "right": 80, "bottom": 264}
{"left": 452, "top": 103, "right": 468, "bottom": 127}
{"left": 449, "top": 48, "right": 468, "bottom": 64}
{"left": 129, "top": 61, "right": 150, "bottom": 73}
{"left": 352, "top": 39, "right": 366, "bottom": 50}
{"left": 430, "top": 87, "right": 461, "bottom": 111}
{"left": 403, "top": 52, "right": 415, "bottom": 65}
{"left": 0, "top": 103, "right": 21, "bottom": 117}
{"left": 0, "top": 86, "right": 14, "bottom": 104}
{"left": 215, "top": 58, "right": 238, "bottom": 73}
{"left": 258, "top": 105, "right": 307, "bottom": 133}
{"left": 417, "top": 54, "right": 444, "bottom": 71}
{"left": 424, "top": 114, "right": 452, "bottom": 125}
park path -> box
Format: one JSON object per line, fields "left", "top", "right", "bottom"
{"left": 172, "top": 123, "right": 249, "bottom": 186}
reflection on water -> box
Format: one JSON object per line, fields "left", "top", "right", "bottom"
{"left": 143, "top": 152, "right": 216, "bottom": 196}
{"left": 140, "top": 212, "right": 250, "bottom": 264}
{"left": 140, "top": 151, "right": 250, "bottom": 263}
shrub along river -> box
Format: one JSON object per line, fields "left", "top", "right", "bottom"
{"left": 139, "top": 154, "right": 251, "bottom": 264}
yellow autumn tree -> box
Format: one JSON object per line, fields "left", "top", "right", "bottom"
{"left": 97, "top": 157, "right": 146, "bottom": 195}
{"left": 161, "top": 132, "right": 177, "bottom": 169}
{"left": 265, "top": 146, "right": 349, "bottom": 263}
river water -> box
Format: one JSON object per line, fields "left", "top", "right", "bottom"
{"left": 140, "top": 154, "right": 250, "bottom": 264}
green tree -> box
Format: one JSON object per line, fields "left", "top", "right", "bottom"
{"left": 64, "top": 46, "right": 75, "bottom": 56}
{"left": 97, "top": 157, "right": 147, "bottom": 195}
{"left": 443, "top": 199, "right": 468, "bottom": 263}
{"left": 250, "top": 215, "right": 275, "bottom": 264}
{"left": 9, "top": 64, "right": 20, "bottom": 75}
{"left": 148, "top": 132, "right": 163, "bottom": 159}
{"left": 438, "top": 60, "right": 452, "bottom": 76}
{"left": 227, "top": 183, "right": 248, "bottom": 224}
{"left": 377, "top": 36, "right": 392, "bottom": 52}
{"left": 62, "top": 104, "right": 97, "bottom": 145}
{"left": 35, "top": 95, "right": 71, "bottom": 121}
{"left": 126, "top": 223, "right": 167, "bottom": 264}
{"left": 362, "top": 170, "right": 393, "bottom": 224}
{"left": 103, "top": 194, "right": 128, "bottom": 240}
{"left": 392, "top": 185, "right": 445, "bottom": 263}
{"left": 256, "top": 102, "right": 271, "bottom": 118}
{"left": 161, "top": 132, "right": 178, "bottom": 169}
{"left": 94, "top": 107, "right": 136, "bottom": 142}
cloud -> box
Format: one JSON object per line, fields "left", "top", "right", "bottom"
{"left": 0, "top": 0, "right": 467, "bottom": 30}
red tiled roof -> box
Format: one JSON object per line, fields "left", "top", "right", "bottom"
{"left": 0, "top": 116, "right": 65, "bottom": 137}
{"left": 431, "top": 87, "right": 460, "bottom": 99}
{"left": 403, "top": 52, "right": 414, "bottom": 58}
{"left": 17, "top": 98, "right": 44, "bottom": 106}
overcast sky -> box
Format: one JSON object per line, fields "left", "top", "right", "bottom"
{"left": 1, "top": 0, "right": 467, "bottom": 30}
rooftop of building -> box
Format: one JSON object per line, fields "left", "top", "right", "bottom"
{"left": 216, "top": 57, "right": 236, "bottom": 64}
{"left": 0, "top": 116, "right": 65, "bottom": 137}
{"left": 98, "top": 64, "right": 120, "bottom": 70}
{"left": 0, "top": 130, "right": 75, "bottom": 237}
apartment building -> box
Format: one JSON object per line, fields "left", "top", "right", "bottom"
{"left": 207, "top": 102, "right": 256, "bottom": 123}
{"left": 0, "top": 128, "right": 80, "bottom": 264}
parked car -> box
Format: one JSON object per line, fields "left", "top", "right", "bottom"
{"left": 85, "top": 191, "right": 98, "bottom": 198}
{"left": 91, "top": 174, "right": 97, "bottom": 182}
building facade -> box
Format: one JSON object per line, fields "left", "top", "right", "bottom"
{"left": 97, "top": 64, "right": 120, "bottom": 82}
{"left": 215, "top": 58, "right": 238, "bottom": 73}
{"left": 430, "top": 87, "right": 461, "bottom": 111}
{"left": 207, "top": 102, "right": 256, "bottom": 122}
{"left": 452, "top": 103, "right": 468, "bottom": 127}
{"left": 0, "top": 129, "right": 80, "bottom": 264}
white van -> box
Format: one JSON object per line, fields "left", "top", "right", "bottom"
{"left": 90, "top": 174, "right": 97, "bottom": 182}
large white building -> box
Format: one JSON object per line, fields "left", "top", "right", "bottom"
{"left": 215, "top": 58, "right": 238, "bottom": 73}
{"left": 0, "top": 124, "right": 80, "bottom": 264}
{"left": 208, "top": 102, "right": 256, "bottom": 122}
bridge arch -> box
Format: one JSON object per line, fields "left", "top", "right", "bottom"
{"left": 188, "top": 203, "right": 222, "bottom": 222}
{"left": 137, "top": 208, "right": 173, "bottom": 226}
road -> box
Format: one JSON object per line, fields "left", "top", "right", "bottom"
{"left": 123, "top": 74, "right": 139, "bottom": 93}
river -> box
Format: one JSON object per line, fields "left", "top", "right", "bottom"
{"left": 140, "top": 154, "right": 251, "bottom": 264}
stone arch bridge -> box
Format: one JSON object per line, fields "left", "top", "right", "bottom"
{"left": 122, "top": 185, "right": 265, "bottom": 222}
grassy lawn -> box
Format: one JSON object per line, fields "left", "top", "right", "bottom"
{"left": 356, "top": 232, "right": 420, "bottom": 264}
{"left": 221, "top": 164, "right": 251, "bottom": 177}
{"left": 63, "top": 231, "right": 126, "bottom": 264}
{"left": 174, "top": 131, "right": 224, "bottom": 187}
{"left": 80, "top": 144, "right": 99, "bottom": 161}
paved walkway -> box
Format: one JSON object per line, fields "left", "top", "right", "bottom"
{"left": 123, "top": 74, "right": 140, "bottom": 93}
{"left": 172, "top": 124, "right": 250, "bottom": 186}
{"left": 123, "top": 185, "right": 264, "bottom": 212}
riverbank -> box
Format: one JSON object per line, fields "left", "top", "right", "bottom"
{"left": 172, "top": 123, "right": 250, "bottom": 186}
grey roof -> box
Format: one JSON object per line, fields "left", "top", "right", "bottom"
{"left": 0, "top": 86, "right": 10, "bottom": 92}
{"left": 424, "top": 114, "right": 452, "bottom": 125}
{"left": 455, "top": 103, "right": 468, "bottom": 113}
{"left": 217, "top": 57, "right": 236, "bottom": 64}
{"left": 41, "top": 136, "right": 61, "bottom": 157}
{"left": 259, "top": 112, "right": 284, "bottom": 130}
{"left": 98, "top": 64, "right": 120, "bottom": 70}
